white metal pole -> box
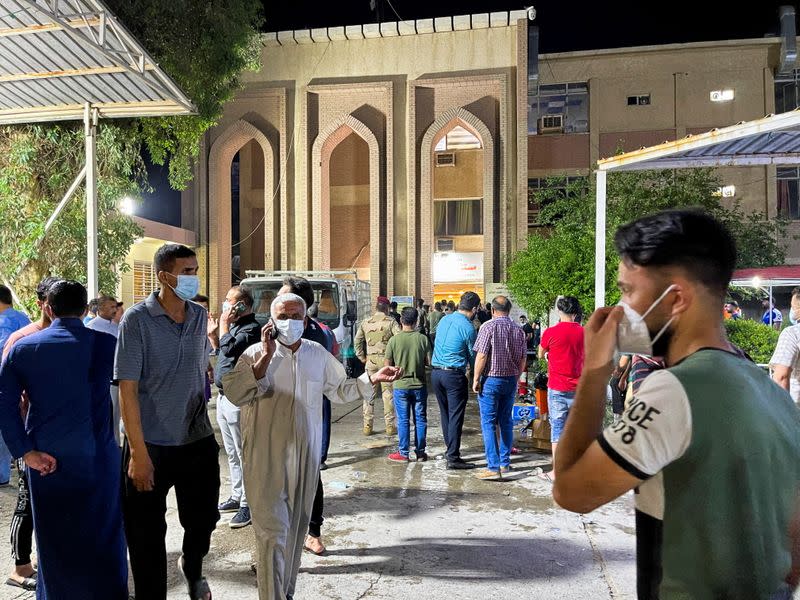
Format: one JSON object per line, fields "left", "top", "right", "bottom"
{"left": 85, "top": 103, "right": 99, "bottom": 298}
{"left": 595, "top": 170, "right": 607, "bottom": 310}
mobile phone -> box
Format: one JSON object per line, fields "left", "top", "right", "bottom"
{"left": 232, "top": 301, "right": 246, "bottom": 316}
{"left": 268, "top": 318, "right": 280, "bottom": 340}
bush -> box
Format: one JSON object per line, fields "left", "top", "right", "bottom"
{"left": 724, "top": 319, "right": 780, "bottom": 365}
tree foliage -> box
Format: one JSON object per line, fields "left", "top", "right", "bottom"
{"left": 0, "top": 1, "right": 263, "bottom": 311}
{"left": 724, "top": 318, "right": 780, "bottom": 365}
{"left": 507, "top": 169, "right": 789, "bottom": 319}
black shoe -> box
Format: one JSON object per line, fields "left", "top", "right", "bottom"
{"left": 447, "top": 461, "right": 476, "bottom": 470}
{"left": 218, "top": 497, "right": 240, "bottom": 513}
{"left": 230, "top": 506, "right": 252, "bottom": 529}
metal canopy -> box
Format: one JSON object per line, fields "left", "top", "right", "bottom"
{"left": 0, "top": 0, "right": 194, "bottom": 303}
{"left": 592, "top": 108, "right": 800, "bottom": 309}
{"left": 0, "top": 0, "right": 193, "bottom": 123}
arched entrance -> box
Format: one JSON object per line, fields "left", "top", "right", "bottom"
{"left": 420, "top": 107, "right": 495, "bottom": 304}
{"left": 208, "top": 120, "right": 277, "bottom": 308}
{"left": 311, "top": 114, "right": 382, "bottom": 293}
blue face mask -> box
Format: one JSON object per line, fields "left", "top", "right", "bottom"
{"left": 167, "top": 274, "right": 200, "bottom": 301}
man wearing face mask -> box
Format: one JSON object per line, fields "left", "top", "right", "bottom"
{"left": 223, "top": 293, "right": 401, "bottom": 600}
{"left": 553, "top": 209, "right": 800, "bottom": 600}
{"left": 115, "top": 244, "right": 219, "bottom": 600}
{"left": 208, "top": 286, "right": 261, "bottom": 530}
{"left": 771, "top": 287, "right": 800, "bottom": 403}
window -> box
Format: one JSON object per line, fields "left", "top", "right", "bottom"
{"left": 778, "top": 167, "right": 800, "bottom": 220}
{"left": 527, "top": 176, "right": 588, "bottom": 227}
{"left": 434, "top": 199, "right": 482, "bottom": 236}
{"left": 133, "top": 261, "right": 156, "bottom": 303}
{"left": 776, "top": 70, "right": 800, "bottom": 113}
{"left": 434, "top": 125, "right": 483, "bottom": 151}
{"left": 627, "top": 94, "right": 651, "bottom": 106}
{"left": 528, "top": 82, "right": 589, "bottom": 135}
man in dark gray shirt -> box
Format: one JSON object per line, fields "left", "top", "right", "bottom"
{"left": 115, "top": 244, "right": 219, "bottom": 600}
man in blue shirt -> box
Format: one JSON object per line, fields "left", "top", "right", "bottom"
{"left": 431, "top": 291, "right": 481, "bottom": 470}
{"left": 0, "top": 284, "right": 30, "bottom": 486}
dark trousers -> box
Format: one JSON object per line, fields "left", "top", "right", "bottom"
{"left": 10, "top": 459, "right": 33, "bottom": 566}
{"left": 122, "top": 435, "right": 220, "bottom": 600}
{"left": 308, "top": 472, "right": 324, "bottom": 538}
{"left": 431, "top": 369, "right": 469, "bottom": 462}
{"left": 635, "top": 509, "right": 663, "bottom": 600}
{"left": 321, "top": 396, "right": 332, "bottom": 463}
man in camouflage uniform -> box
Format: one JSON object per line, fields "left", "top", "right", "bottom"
{"left": 355, "top": 296, "right": 401, "bottom": 436}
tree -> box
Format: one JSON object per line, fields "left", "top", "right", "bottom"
{"left": 0, "top": 1, "right": 263, "bottom": 311}
{"left": 507, "top": 169, "right": 789, "bottom": 320}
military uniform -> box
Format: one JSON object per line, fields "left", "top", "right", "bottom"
{"left": 354, "top": 311, "right": 401, "bottom": 434}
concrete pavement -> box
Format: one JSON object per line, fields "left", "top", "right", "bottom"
{"left": 0, "top": 390, "right": 637, "bottom": 599}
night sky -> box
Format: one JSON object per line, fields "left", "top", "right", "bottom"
{"left": 262, "top": 1, "right": 793, "bottom": 53}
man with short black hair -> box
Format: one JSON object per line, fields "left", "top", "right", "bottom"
{"left": 389, "top": 301, "right": 401, "bottom": 325}
{"left": 472, "top": 297, "right": 527, "bottom": 480}
{"left": 0, "top": 280, "right": 127, "bottom": 598}
{"left": 208, "top": 285, "right": 260, "bottom": 530}
{"left": 431, "top": 291, "right": 481, "bottom": 470}
{"left": 553, "top": 209, "right": 800, "bottom": 599}
{"left": 385, "top": 307, "right": 430, "bottom": 463}
{"left": 539, "top": 295, "right": 584, "bottom": 480}
{"left": 1, "top": 276, "right": 60, "bottom": 593}
{"left": 115, "top": 243, "right": 218, "bottom": 600}
{"left": 415, "top": 298, "right": 428, "bottom": 336}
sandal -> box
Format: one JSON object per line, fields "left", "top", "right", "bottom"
{"left": 535, "top": 468, "right": 555, "bottom": 483}
{"left": 177, "top": 556, "right": 212, "bottom": 600}
{"left": 6, "top": 576, "right": 36, "bottom": 591}
{"left": 303, "top": 535, "right": 326, "bottom": 556}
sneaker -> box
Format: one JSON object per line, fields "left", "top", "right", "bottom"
{"left": 230, "top": 506, "right": 252, "bottom": 529}
{"left": 500, "top": 466, "right": 512, "bottom": 474}
{"left": 386, "top": 425, "right": 397, "bottom": 436}
{"left": 218, "top": 497, "right": 240, "bottom": 513}
{"left": 415, "top": 452, "right": 429, "bottom": 462}
{"left": 363, "top": 425, "right": 373, "bottom": 436}
{"left": 387, "top": 452, "right": 409, "bottom": 463}
{"left": 474, "top": 469, "right": 503, "bottom": 481}
{"left": 320, "top": 462, "right": 328, "bottom": 471}
{"left": 446, "top": 460, "right": 476, "bottom": 470}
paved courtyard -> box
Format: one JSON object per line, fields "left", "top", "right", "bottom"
{"left": 0, "top": 391, "right": 637, "bottom": 600}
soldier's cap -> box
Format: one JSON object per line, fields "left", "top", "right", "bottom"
{"left": 377, "top": 296, "right": 390, "bottom": 305}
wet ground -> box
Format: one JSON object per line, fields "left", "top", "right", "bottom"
{"left": 0, "top": 390, "right": 638, "bottom": 599}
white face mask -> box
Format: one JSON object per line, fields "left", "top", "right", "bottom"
{"left": 616, "top": 285, "right": 676, "bottom": 356}
{"left": 274, "top": 318, "right": 305, "bottom": 346}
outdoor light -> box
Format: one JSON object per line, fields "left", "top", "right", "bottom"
{"left": 752, "top": 276, "right": 762, "bottom": 288}
{"left": 119, "top": 196, "right": 135, "bottom": 215}
{"left": 710, "top": 89, "right": 735, "bottom": 102}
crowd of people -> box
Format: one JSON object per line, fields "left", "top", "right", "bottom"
{"left": 1, "top": 208, "right": 800, "bottom": 599}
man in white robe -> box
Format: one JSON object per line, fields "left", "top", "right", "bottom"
{"left": 223, "top": 293, "right": 400, "bottom": 600}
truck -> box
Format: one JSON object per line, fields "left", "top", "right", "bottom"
{"left": 239, "top": 270, "right": 372, "bottom": 370}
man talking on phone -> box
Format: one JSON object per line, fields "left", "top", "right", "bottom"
{"left": 223, "top": 293, "right": 402, "bottom": 600}
{"left": 208, "top": 286, "right": 261, "bottom": 529}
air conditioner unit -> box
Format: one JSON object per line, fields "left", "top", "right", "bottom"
{"left": 537, "top": 114, "right": 564, "bottom": 134}
{"left": 437, "top": 238, "right": 455, "bottom": 251}
{"left": 435, "top": 152, "right": 456, "bottom": 167}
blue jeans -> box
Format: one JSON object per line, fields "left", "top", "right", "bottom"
{"left": 393, "top": 388, "right": 428, "bottom": 457}
{"left": 321, "top": 396, "right": 332, "bottom": 463}
{"left": 0, "top": 431, "right": 10, "bottom": 483}
{"left": 477, "top": 376, "right": 517, "bottom": 471}
{"left": 548, "top": 389, "right": 576, "bottom": 442}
